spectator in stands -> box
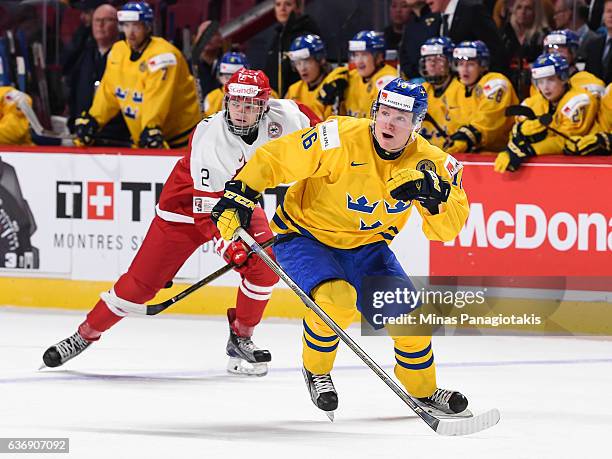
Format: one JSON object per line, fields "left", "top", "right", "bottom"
{"left": 317, "top": 30, "right": 397, "bottom": 118}
{"left": 66, "top": 4, "right": 130, "bottom": 146}
{"left": 75, "top": 1, "right": 200, "bottom": 149}
{"left": 264, "top": 0, "right": 320, "bottom": 97}
{"left": 552, "top": 0, "right": 599, "bottom": 60}
{"left": 195, "top": 20, "right": 225, "bottom": 103}
{"left": 493, "top": 0, "right": 554, "bottom": 29}
{"left": 588, "top": 0, "right": 605, "bottom": 29}
{"left": 584, "top": 0, "right": 612, "bottom": 84}
{"left": 0, "top": 88, "right": 32, "bottom": 145}
{"left": 495, "top": 53, "right": 598, "bottom": 172}
{"left": 62, "top": 0, "right": 106, "bottom": 77}
{"left": 418, "top": 37, "right": 463, "bottom": 148}
{"left": 285, "top": 34, "right": 338, "bottom": 120}
{"left": 384, "top": 0, "right": 412, "bottom": 53}
{"left": 426, "top": 0, "right": 508, "bottom": 73}
{"left": 543, "top": 29, "right": 605, "bottom": 98}
{"left": 499, "top": 0, "right": 550, "bottom": 99}
{"left": 563, "top": 82, "right": 612, "bottom": 155}
{"left": 399, "top": 0, "right": 439, "bottom": 78}
{"left": 447, "top": 40, "right": 518, "bottom": 154}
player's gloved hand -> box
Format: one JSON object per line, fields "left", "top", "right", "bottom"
{"left": 387, "top": 168, "right": 450, "bottom": 214}
{"left": 512, "top": 120, "right": 547, "bottom": 144}
{"left": 213, "top": 232, "right": 251, "bottom": 273}
{"left": 211, "top": 180, "right": 261, "bottom": 241}
{"left": 448, "top": 125, "right": 481, "bottom": 153}
{"left": 318, "top": 78, "right": 348, "bottom": 105}
{"left": 446, "top": 139, "right": 469, "bottom": 154}
{"left": 139, "top": 126, "right": 165, "bottom": 149}
{"left": 563, "top": 132, "right": 612, "bottom": 156}
{"left": 74, "top": 111, "right": 99, "bottom": 146}
{"left": 494, "top": 136, "right": 535, "bottom": 173}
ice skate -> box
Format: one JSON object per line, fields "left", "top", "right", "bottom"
{"left": 226, "top": 308, "right": 271, "bottom": 376}
{"left": 416, "top": 388, "right": 472, "bottom": 418}
{"left": 302, "top": 367, "right": 338, "bottom": 421}
{"left": 41, "top": 331, "right": 92, "bottom": 368}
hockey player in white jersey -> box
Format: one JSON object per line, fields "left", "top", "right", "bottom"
{"left": 42, "top": 68, "right": 320, "bottom": 376}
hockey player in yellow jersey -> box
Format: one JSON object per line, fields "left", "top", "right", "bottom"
{"left": 204, "top": 52, "right": 279, "bottom": 117}
{"left": 418, "top": 37, "right": 463, "bottom": 149}
{"left": 563, "top": 82, "right": 612, "bottom": 156}
{"left": 317, "top": 30, "right": 397, "bottom": 118}
{"left": 0, "top": 87, "right": 32, "bottom": 145}
{"left": 529, "top": 29, "right": 605, "bottom": 100}
{"left": 212, "top": 78, "right": 471, "bottom": 417}
{"left": 447, "top": 41, "right": 518, "bottom": 154}
{"left": 74, "top": 1, "right": 200, "bottom": 149}
{"left": 495, "top": 53, "right": 598, "bottom": 172}
{"left": 285, "top": 34, "right": 334, "bottom": 120}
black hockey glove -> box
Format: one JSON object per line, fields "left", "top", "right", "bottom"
{"left": 139, "top": 126, "right": 165, "bottom": 149}
{"left": 387, "top": 169, "right": 450, "bottom": 214}
{"left": 318, "top": 78, "right": 348, "bottom": 105}
{"left": 563, "top": 132, "right": 612, "bottom": 156}
{"left": 74, "top": 111, "right": 99, "bottom": 146}
{"left": 211, "top": 180, "right": 261, "bottom": 240}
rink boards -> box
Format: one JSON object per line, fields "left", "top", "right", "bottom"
{"left": 1, "top": 146, "right": 611, "bottom": 330}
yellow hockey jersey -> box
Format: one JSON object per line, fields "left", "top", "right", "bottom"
{"left": 237, "top": 116, "right": 469, "bottom": 249}
{"left": 455, "top": 72, "right": 518, "bottom": 151}
{"left": 284, "top": 77, "right": 332, "bottom": 121}
{"left": 0, "top": 87, "right": 31, "bottom": 145}
{"left": 89, "top": 37, "right": 200, "bottom": 148}
{"left": 597, "top": 83, "right": 612, "bottom": 132}
{"left": 204, "top": 87, "right": 280, "bottom": 117}
{"left": 321, "top": 65, "right": 397, "bottom": 119}
{"left": 522, "top": 86, "right": 598, "bottom": 155}
{"left": 421, "top": 78, "right": 463, "bottom": 149}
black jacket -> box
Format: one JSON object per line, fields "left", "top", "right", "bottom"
{"left": 446, "top": 0, "right": 508, "bottom": 74}
{"left": 399, "top": 7, "right": 439, "bottom": 79}
{"left": 585, "top": 34, "right": 612, "bottom": 85}
{"left": 264, "top": 12, "right": 320, "bottom": 96}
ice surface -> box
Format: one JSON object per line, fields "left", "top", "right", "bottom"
{"left": 1, "top": 307, "right": 611, "bottom": 458}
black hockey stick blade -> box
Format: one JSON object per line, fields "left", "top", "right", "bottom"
{"left": 145, "top": 237, "right": 275, "bottom": 315}
{"left": 505, "top": 105, "right": 536, "bottom": 120}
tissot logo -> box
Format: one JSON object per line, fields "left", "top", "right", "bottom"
{"left": 56, "top": 181, "right": 164, "bottom": 221}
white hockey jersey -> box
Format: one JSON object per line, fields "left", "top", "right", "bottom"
{"left": 156, "top": 98, "right": 317, "bottom": 225}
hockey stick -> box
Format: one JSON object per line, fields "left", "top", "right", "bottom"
{"left": 505, "top": 105, "right": 578, "bottom": 145}
{"left": 191, "top": 20, "right": 219, "bottom": 114}
{"left": 236, "top": 227, "right": 501, "bottom": 436}
{"left": 424, "top": 113, "right": 452, "bottom": 146}
{"left": 100, "top": 237, "right": 275, "bottom": 316}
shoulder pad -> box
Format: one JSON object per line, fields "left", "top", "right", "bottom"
{"left": 582, "top": 83, "right": 605, "bottom": 98}
{"left": 560, "top": 93, "right": 591, "bottom": 120}
{"left": 317, "top": 118, "right": 341, "bottom": 151}
{"left": 481, "top": 77, "right": 508, "bottom": 98}
{"left": 148, "top": 52, "right": 177, "bottom": 72}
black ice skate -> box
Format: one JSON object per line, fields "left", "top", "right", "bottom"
{"left": 226, "top": 309, "right": 271, "bottom": 377}
{"left": 302, "top": 367, "right": 338, "bottom": 421}
{"left": 41, "top": 331, "right": 92, "bottom": 368}
{"left": 416, "top": 388, "right": 472, "bottom": 418}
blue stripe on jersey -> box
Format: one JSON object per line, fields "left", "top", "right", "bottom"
{"left": 394, "top": 343, "right": 432, "bottom": 359}
{"left": 303, "top": 320, "right": 339, "bottom": 343}
{"left": 395, "top": 353, "right": 434, "bottom": 370}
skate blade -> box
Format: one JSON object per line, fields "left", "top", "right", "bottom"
{"left": 326, "top": 411, "right": 335, "bottom": 422}
{"left": 38, "top": 363, "right": 47, "bottom": 371}
{"left": 226, "top": 357, "right": 268, "bottom": 377}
